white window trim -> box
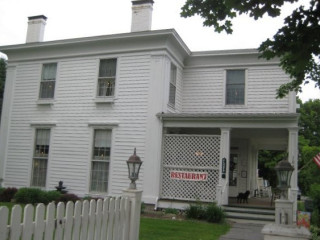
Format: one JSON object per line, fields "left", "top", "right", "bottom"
{"left": 168, "top": 63, "right": 177, "bottom": 109}
{"left": 94, "top": 58, "right": 119, "bottom": 103}
{"left": 223, "top": 68, "right": 248, "bottom": 108}
{"left": 89, "top": 127, "right": 114, "bottom": 194}
{"left": 30, "top": 127, "right": 53, "bottom": 189}
{"left": 88, "top": 123, "right": 117, "bottom": 194}
{"left": 38, "top": 62, "right": 58, "bottom": 102}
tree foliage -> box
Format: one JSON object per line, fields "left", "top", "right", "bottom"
{"left": 298, "top": 99, "right": 320, "bottom": 194}
{"left": 298, "top": 98, "right": 320, "bottom": 146}
{"left": 181, "top": 0, "right": 320, "bottom": 98}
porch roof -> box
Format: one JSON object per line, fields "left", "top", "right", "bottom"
{"left": 157, "top": 112, "right": 299, "bottom": 129}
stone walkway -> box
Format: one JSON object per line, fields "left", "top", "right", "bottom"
{"left": 219, "top": 222, "right": 265, "bottom": 240}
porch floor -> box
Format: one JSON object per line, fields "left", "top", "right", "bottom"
{"left": 227, "top": 197, "right": 275, "bottom": 209}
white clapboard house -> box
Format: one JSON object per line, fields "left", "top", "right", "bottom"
{"left": 0, "top": 0, "right": 299, "bottom": 210}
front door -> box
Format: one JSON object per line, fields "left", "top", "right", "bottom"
{"left": 228, "top": 140, "right": 248, "bottom": 197}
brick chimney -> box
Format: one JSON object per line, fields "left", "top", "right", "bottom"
{"left": 26, "top": 15, "right": 47, "bottom": 43}
{"left": 131, "top": 0, "right": 154, "bottom": 32}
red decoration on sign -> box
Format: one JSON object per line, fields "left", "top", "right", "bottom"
{"left": 170, "top": 171, "right": 208, "bottom": 181}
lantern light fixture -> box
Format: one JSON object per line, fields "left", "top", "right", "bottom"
{"left": 126, "top": 148, "right": 142, "bottom": 189}
{"left": 274, "top": 158, "right": 294, "bottom": 199}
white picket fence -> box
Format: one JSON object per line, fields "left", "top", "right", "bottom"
{"left": 0, "top": 197, "right": 135, "bottom": 240}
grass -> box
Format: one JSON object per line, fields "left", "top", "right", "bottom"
{"left": 139, "top": 217, "right": 230, "bottom": 240}
{"left": 1, "top": 202, "right": 230, "bottom": 240}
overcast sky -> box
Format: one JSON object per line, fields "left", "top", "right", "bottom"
{"left": 0, "top": 0, "right": 319, "bottom": 102}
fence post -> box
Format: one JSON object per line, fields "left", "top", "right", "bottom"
{"left": 122, "top": 189, "right": 142, "bottom": 240}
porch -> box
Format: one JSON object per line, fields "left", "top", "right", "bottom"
{"left": 157, "top": 112, "right": 299, "bottom": 215}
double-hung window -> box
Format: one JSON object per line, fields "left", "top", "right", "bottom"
{"left": 31, "top": 129, "right": 50, "bottom": 187}
{"left": 226, "top": 70, "right": 245, "bottom": 105}
{"left": 39, "top": 63, "right": 57, "bottom": 99}
{"left": 169, "top": 64, "right": 177, "bottom": 106}
{"left": 90, "top": 129, "right": 111, "bottom": 192}
{"left": 98, "top": 59, "right": 117, "bottom": 97}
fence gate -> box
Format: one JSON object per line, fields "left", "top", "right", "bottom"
{"left": 161, "top": 134, "right": 220, "bottom": 202}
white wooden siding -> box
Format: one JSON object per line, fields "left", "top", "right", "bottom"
{"left": 182, "top": 65, "right": 290, "bottom": 113}
{"left": 4, "top": 54, "right": 150, "bottom": 196}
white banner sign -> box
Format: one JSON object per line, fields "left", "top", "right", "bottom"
{"left": 170, "top": 171, "right": 208, "bottom": 181}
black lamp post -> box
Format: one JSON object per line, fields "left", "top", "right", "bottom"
{"left": 127, "top": 148, "right": 142, "bottom": 189}
{"left": 274, "top": 159, "right": 294, "bottom": 199}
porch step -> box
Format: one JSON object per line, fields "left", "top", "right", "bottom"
{"left": 223, "top": 205, "right": 275, "bottom": 224}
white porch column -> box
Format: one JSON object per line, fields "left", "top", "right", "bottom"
{"left": 217, "top": 128, "right": 231, "bottom": 205}
{"left": 288, "top": 127, "right": 299, "bottom": 223}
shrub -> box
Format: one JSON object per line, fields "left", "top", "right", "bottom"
{"left": 310, "top": 184, "right": 320, "bottom": 209}
{"left": 164, "top": 208, "right": 179, "bottom": 215}
{"left": 0, "top": 187, "right": 4, "bottom": 196}
{"left": 310, "top": 225, "right": 320, "bottom": 240}
{"left": 185, "top": 204, "right": 206, "bottom": 220}
{"left": 205, "top": 203, "right": 225, "bottom": 223}
{"left": 141, "top": 202, "right": 145, "bottom": 214}
{"left": 0, "top": 187, "right": 18, "bottom": 202}
{"left": 311, "top": 208, "right": 320, "bottom": 228}
{"left": 14, "top": 188, "right": 45, "bottom": 204}
{"left": 44, "top": 191, "right": 62, "bottom": 204}
{"left": 59, "top": 193, "right": 80, "bottom": 203}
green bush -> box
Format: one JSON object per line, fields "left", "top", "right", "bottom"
{"left": 205, "top": 203, "right": 225, "bottom": 223}
{"left": 311, "top": 208, "right": 320, "bottom": 227}
{"left": 185, "top": 202, "right": 225, "bottom": 223}
{"left": 185, "top": 204, "right": 206, "bottom": 220}
{"left": 141, "top": 202, "right": 145, "bottom": 214}
{"left": 0, "top": 187, "right": 4, "bottom": 195}
{"left": 164, "top": 208, "right": 179, "bottom": 215}
{"left": 44, "top": 191, "right": 62, "bottom": 203}
{"left": 310, "top": 225, "right": 320, "bottom": 240}
{"left": 0, "top": 187, "right": 18, "bottom": 202}
{"left": 14, "top": 188, "right": 46, "bottom": 204}
{"left": 310, "top": 184, "right": 320, "bottom": 209}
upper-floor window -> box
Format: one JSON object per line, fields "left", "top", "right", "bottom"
{"left": 98, "top": 59, "right": 117, "bottom": 97}
{"left": 31, "top": 128, "right": 50, "bottom": 187}
{"left": 39, "top": 63, "right": 57, "bottom": 99}
{"left": 90, "top": 129, "right": 112, "bottom": 192}
{"left": 169, "top": 64, "right": 177, "bottom": 106}
{"left": 226, "top": 69, "right": 245, "bottom": 105}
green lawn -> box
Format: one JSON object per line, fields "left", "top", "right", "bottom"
{"left": 1, "top": 203, "right": 230, "bottom": 240}
{"left": 140, "top": 217, "right": 230, "bottom": 240}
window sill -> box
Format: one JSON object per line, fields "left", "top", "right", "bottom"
{"left": 224, "top": 104, "right": 247, "bottom": 108}
{"left": 37, "top": 99, "right": 55, "bottom": 105}
{"left": 94, "top": 97, "right": 116, "bottom": 103}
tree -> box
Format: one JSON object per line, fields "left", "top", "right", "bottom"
{"left": 181, "top": 0, "right": 320, "bottom": 98}
{"left": 298, "top": 98, "right": 320, "bottom": 146}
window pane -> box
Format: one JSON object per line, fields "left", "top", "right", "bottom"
{"left": 42, "top": 63, "right": 57, "bottom": 81}
{"left": 169, "top": 64, "right": 177, "bottom": 106}
{"left": 31, "top": 158, "right": 48, "bottom": 187}
{"left": 99, "top": 59, "right": 117, "bottom": 77}
{"left": 39, "top": 81, "right": 55, "bottom": 99}
{"left": 91, "top": 130, "right": 111, "bottom": 192}
{"left": 169, "top": 83, "right": 176, "bottom": 105}
{"left": 34, "top": 129, "right": 50, "bottom": 157}
{"left": 98, "top": 78, "right": 115, "bottom": 96}
{"left": 32, "top": 129, "right": 50, "bottom": 187}
{"left": 226, "top": 70, "right": 245, "bottom": 105}
{"left": 40, "top": 63, "right": 57, "bottom": 99}
{"left": 90, "top": 161, "right": 109, "bottom": 192}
